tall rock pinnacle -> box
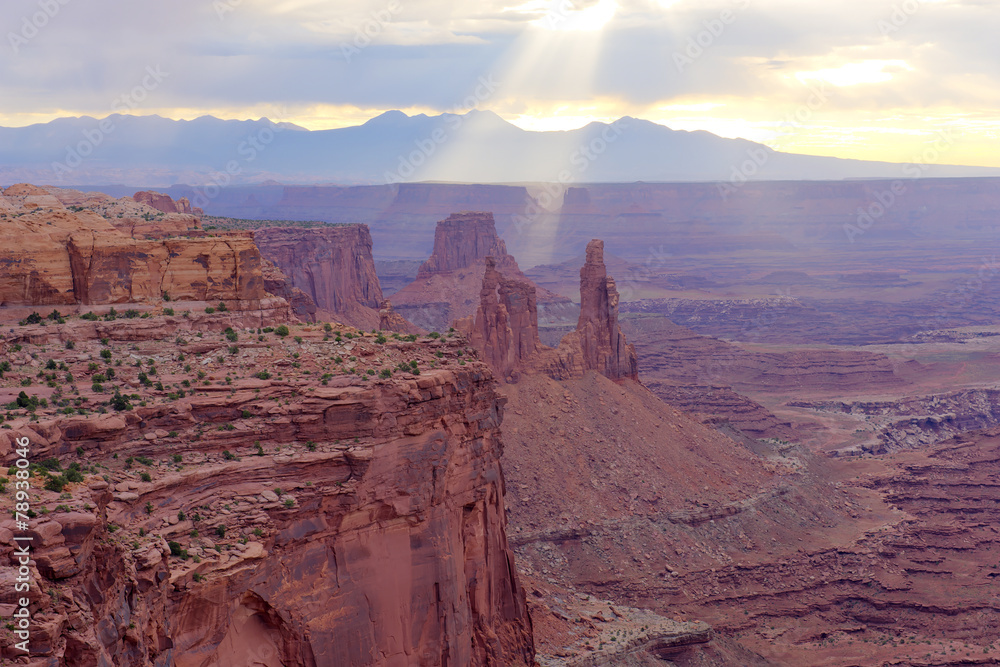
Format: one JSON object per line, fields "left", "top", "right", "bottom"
{"left": 575, "top": 239, "right": 639, "bottom": 381}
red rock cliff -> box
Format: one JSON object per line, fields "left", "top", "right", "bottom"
{"left": 255, "top": 225, "right": 385, "bottom": 330}
{"left": 0, "top": 185, "right": 264, "bottom": 307}
{"left": 417, "top": 212, "right": 520, "bottom": 278}
{"left": 133, "top": 190, "right": 201, "bottom": 216}
{"left": 0, "top": 319, "right": 535, "bottom": 666}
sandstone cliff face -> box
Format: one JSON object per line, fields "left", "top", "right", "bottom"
{"left": 0, "top": 316, "right": 534, "bottom": 666}
{"left": 133, "top": 190, "right": 202, "bottom": 217}
{"left": 255, "top": 225, "right": 384, "bottom": 330}
{"left": 417, "top": 212, "right": 521, "bottom": 278}
{"left": 261, "top": 258, "right": 319, "bottom": 323}
{"left": 391, "top": 212, "right": 572, "bottom": 333}
{"left": 0, "top": 185, "right": 263, "bottom": 307}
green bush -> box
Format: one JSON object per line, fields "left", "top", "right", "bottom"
{"left": 39, "top": 458, "right": 62, "bottom": 471}
{"left": 275, "top": 325, "right": 290, "bottom": 337}
{"left": 44, "top": 476, "right": 67, "bottom": 493}
{"left": 216, "top": 525, "right": 226, "bottom": 538}
{"left": 110, "top": 392, "right": 131, "bottom": 411}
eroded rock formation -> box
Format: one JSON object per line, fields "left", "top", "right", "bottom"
{"left": 261, "top": 258, "right": 318, "bottom": 323}
{"left": 0, "top": 186, "right": 264, "bottom": 307}
{"left": 571, "top": 240, "right": 639, "bottom": 382}
{"left": 133, "top": 190, "right": 202, "bottom": 217}
{"left": 462, "top": 239, "right": 639, "bottom": 384}
{"left": 255, "top": 225, "right": 384, "bottom": 330}
{"left": 391, "top": 212, "right": 572, "bottom": 332}
{"left": 462, "top": 258, "right": 543, "bottom": 382}
{"left": 0, "top": 316, "right": 534, "bottom": 666}
{"left": 378, "top": 299, "right": 423, "bottom": 334}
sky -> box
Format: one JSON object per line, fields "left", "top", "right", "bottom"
{"left": 2, "top": 0, "right": 999, "bottom": 167}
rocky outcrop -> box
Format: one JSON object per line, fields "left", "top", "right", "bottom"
{"left": 133, "top": 190, "right": 202, "bottom": 216}
{"left": 462, "top": 241, "right": 639, "bottom": 385}
{"left": 417, "top": 212, "right": 521, "bottom": 278}
{"left": 0, "top": 316, "right": 534, "bottom": 666}
{"left": 462, "top": 258, "right": 543, "bottom": 382}
{"left": 392, "top": 212, "right": 572, "bottom": 333}
{"left": 572, "top": 240, "right": 639, "bottom": 382}
{"left": 0, "top": 190, "right": 264, "bottom": 307}
{"left": 67, "top": 232, "right": 264, "bottom": 305}
{"left": 261, "top": 258, "right": 318, "bottom": 322}
{"left": 255, "top": 225, "right": 384, "bottom": 330}
{"left": 378, "top": 299, "right": 423, "bottom": 334}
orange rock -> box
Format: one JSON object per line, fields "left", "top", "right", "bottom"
{"left": 0, "top": 189, "right": 264, "bottom": 306}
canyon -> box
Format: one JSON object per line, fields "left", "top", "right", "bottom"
{"left": 5, "top": 179, "right": 1000, "bottom": 666}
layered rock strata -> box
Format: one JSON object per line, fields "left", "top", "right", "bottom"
{"left": 0, "top": 316, "right": 535, "bottom": 666}
{"left": 133, "top": 191, "right": 202, "bottom": 216}
{"left": 0, "top": 186, "right": 264, "bottom": 307}
{"left": 254, "top": 225, "right": 385, "bottom": 330}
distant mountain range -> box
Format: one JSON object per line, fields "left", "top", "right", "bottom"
{"left": 1, "top": 111, "right": 996, "bottom": 186}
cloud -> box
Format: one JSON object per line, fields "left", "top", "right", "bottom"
{"left": 1, "top": 0, "right": 999, "bottom": 165}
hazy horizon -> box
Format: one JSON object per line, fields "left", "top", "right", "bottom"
{"left": 3, "top": 0, "right": 999, "bottom": 168}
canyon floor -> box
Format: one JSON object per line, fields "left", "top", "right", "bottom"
{"left": 499, "top": 321, "right": 1000, "bottom": 666}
